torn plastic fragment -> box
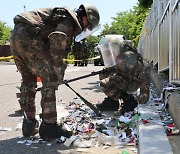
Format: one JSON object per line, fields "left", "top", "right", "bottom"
{"left": 64, "top": 136, "right": 77, "bottom": 147}
{"left": 119, "top": 116, "right": 130, "bottom": 123}
{"left": 122, "top": 150, "right": 130, "bottom": 154}
{"left": 73, "top": 139, "right": 91, "bottom": 148}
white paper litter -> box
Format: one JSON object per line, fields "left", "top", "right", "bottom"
{"left": 64, "top": 136, "right": 77, "bottom": 147}
{"left": 47, "top": 142, "right": 52, "bottom": 146}
{"left": 17, "top": 140, "right": 27, "bottom": 144}
{"left": 119, "top": 116, "right": 130, "bottom": 123}
{"left": 121, "top": 132, "right": 127, "bottom": 139}
{"left": 115, "top": 145, "right": 125, "bottom": 149}
{"left": 97, "top": 134, "right": 120, "bottom": 146}
{"left": 0, "top": 127, "right": 12, "bottom": 131}
{"left": 73, "top": 139, "right": 91, "bottom": 148}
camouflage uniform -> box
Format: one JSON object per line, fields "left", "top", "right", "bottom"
{"left": 10, "top": 7, "right": 82, "bottom": 124}
{"left": 80, "top": 39, "right": 88, "bottom": 66}
{"left": 73, "top": 39, "right": 88, "bottom": 66}
{"left": 73, "top": 39, "right": 82, "bottom": 66}
{"left": 99, "top": 41, "right": 150, "bottom": 104}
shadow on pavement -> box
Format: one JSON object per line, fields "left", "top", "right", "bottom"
{"left": 82, "top": 81, "right": 101, "bottom": 93}
{"left": 0, "top": 136, "right": 78, "bottom": 154}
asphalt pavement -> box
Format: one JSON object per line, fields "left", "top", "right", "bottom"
{"left": 0, "top": 63, "right": 136, "bottom": 154}
{"left": 0, "top": 62, "right": 179, "bottom": 154}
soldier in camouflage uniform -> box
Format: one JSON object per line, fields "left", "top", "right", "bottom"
{"left": 72, "top": 38, "right": 82, "bottom": 66}
{"left": 80, "top": 39, "right": 89, "bottom": 66}
{"left": 96, "top": 40, "right": 150, "bottom": 114}
{"left": 73, "top": 38, "right": 88, "bottom": 66}
{"left": 10, "top": 3, "right": 100, "bottom": 140}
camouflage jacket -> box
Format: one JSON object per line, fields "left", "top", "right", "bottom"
{"left": 13, "top": 7, "right": 82, "bottom": 38}
{"left": 99, "top": 43, "right": 151, "bottom": 103}
{"left": 12, "top": 7, "right": 85, "bottom": 85}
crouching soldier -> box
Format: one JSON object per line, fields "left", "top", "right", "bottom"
{"left": 96, "top": 37, "right": 151, "bottom": 114}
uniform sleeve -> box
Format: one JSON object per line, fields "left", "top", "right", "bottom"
{"left": 99, "top": 65, "right": 118, "bottom": 80}
{"left": 48, "top": 8, "right": 75, "bottom": 83}
{"left": 49, "top": 8, "right": 75, "bottom": 63}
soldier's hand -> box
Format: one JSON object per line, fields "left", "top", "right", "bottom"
{"left": 99, "top": 69, "right": 109, "bottom": 80}
{"left": 99, "top": 66, "right": 117, "bottom": 80}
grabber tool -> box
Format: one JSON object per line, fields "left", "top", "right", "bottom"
{"left": 63, "top": 80, "right": 101, "bottom": 116}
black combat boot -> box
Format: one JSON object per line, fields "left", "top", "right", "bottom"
{"left": 22, "top": 118, "right": 39, "bottom": 137}
{"left": 120, "top": 93, "right": 138, "bottom": 115}
{"left": 39, "top": 122, "right": 73, "bottom": 140}
{"left": 96, "top": 97, "right": 119, "bottom": 111}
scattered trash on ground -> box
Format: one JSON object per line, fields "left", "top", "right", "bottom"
{"left": 14, "top": 84, "right": 179, "bottom": 153}
{"left": 144, "top": 84, "right": 180, "bottom": 137}
{"left": 16, "top": 97, "right": 139, "bottom": 152}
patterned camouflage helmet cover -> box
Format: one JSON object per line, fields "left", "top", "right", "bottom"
{"left": 79, "top": 3, "right": 100, "bottom": 30}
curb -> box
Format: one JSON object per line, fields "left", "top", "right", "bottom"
{"left": 138, "top": 100, "right": 173, "bottom": 154}
{"left": 165, "top": 90, "right": 180, "bottom": 130}
{"left": 0, "top": 62, "right": 15, "bottom": 65}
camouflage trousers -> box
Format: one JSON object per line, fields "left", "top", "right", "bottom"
{"left": 100, "top": 72, "right": 150, "bottom": 103}
{"left": 10, "top": 23, "right": 60, "bottom": 124}
{"left": 99, "top": 74, "right": 140, "bottom": 101}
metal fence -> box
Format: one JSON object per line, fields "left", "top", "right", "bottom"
{"left": 138, "top": 0, "right": 180, "bottom": 84}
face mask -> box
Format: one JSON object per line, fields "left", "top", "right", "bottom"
{"left": 75, "top": 25, "right": 101, "bottom": 42}
{"left": 98, "top": 35, "right": 125, "bottom": 67}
